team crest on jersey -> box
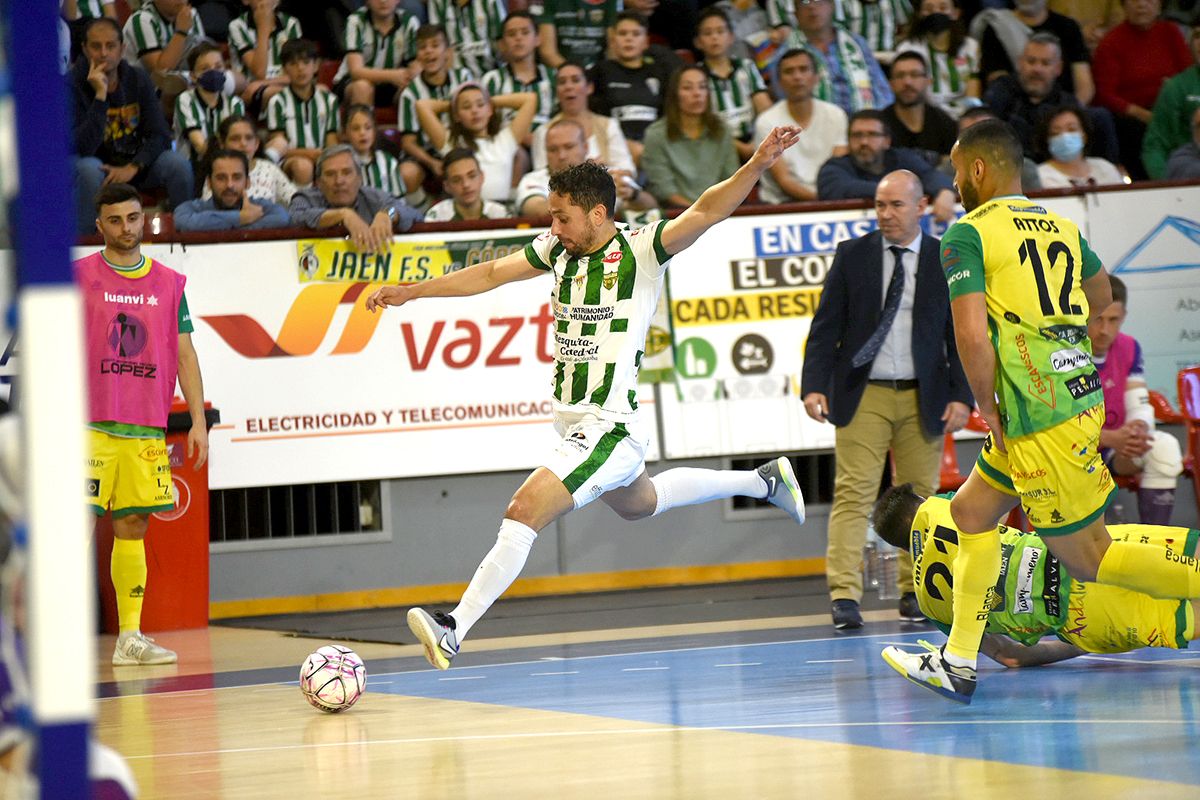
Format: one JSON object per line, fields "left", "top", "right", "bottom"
{"left": 602, "top": 271, "right": 619, "bottom": 289}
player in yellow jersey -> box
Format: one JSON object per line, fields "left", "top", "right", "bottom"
{"left": 874, "top": 485, "right": 1198, "bottom": 668}
{"left": 880, "top": 119, "right": 1200, "bottom": 703}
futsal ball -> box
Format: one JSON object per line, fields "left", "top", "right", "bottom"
{"left": 300, "top": 645, "right": 367, "bottom": 713}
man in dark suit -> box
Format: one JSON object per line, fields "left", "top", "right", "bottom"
{"left": 801, "top": 169, "right": 973, "bottom": 630}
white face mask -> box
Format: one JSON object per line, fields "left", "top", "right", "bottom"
{"left": 1048, "top": 130, "right": 1084, "bottom": 161}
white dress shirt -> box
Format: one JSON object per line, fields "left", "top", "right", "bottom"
{"left": 868, "top": 230, "right": 921, "bottom": 381}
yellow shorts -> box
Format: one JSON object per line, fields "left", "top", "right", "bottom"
{"left": 1058, "top": 579, "right": 1195, "bottom": 653}
{"left": 86, "top": 429, "right": 174, "bottom": 518}
{"left": 975, "top": 407, "right": 1116, "bottom": 535}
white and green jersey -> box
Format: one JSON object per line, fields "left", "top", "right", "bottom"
{"left": 332, "top": 8, "right": 421, "bottom": 85}
{"left": 174, "top": 89, "right": 246, "bottom": 157}
{"left": 524, "top": 220, "right": 671, "bottom": 420}
{"left": 77, "top": 0, "right": 113, "bottom": 20}
{"left": 482, "top": 63, "right": 557, "bottom": 129}
{"left": 704, "top": 57, "right": 768, "bottom": 142}
{"left": 227, "top": 10, "right": 303, "bottom": 80}
{"left": 122, "top": 2, "right": 205, "bottom": 64}
{"left": 428, "top": 0, "right": 507, "bottom": 78}
{"left": 358, "top": 149, "right": 405, "bottom": 197}
{"left": 398, "top": 67, "right": 476, "bottom": 149}
{"left": 835, "top": 0, "right": 911, "bottom": 52}
{"left": 266, "top": 85, "right": 340, "bottom": 148}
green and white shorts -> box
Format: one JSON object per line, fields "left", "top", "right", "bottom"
{"left": 544, "top": 410, "right": 650, "bottom": 509}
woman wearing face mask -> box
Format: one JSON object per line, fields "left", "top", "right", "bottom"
{"left": 175, "top": 42, "right": 244, "bottom": 164}
{"left": 1036, "top": 106, "right": 1126, "bottom": 188}
{"left": 894, "top": 0, "right": 980, "bottom": 117}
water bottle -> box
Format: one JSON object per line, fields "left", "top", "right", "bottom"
{"left": 865, "top": 522, "right": 900, "bottom": 600}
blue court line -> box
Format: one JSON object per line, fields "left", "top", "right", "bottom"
{"left": 371, "top": 633, "right": 1200, "bottom": 786}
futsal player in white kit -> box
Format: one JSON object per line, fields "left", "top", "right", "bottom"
{"left": 366, "top": 125, "right": 805, "bottom": 670}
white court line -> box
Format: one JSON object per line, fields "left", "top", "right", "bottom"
{"left": 806, "top": 659, "right": 853, "bottom": 664}
{"left": 123, "top": 718, "right": 1199, "bottom": 761}
{"left": 530, "top": 671, "right": 579, "bottom": 676}
{"left": 621, "top": 667, "right": 669, "bottom": 672}
{"left": 438, "top": 676, "right": 486, "bottom": 681}
{"left": 714, "top": 663, "right": 761, "bottom": 668}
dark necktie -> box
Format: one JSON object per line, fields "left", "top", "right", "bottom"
{"left": 852, "top": 245, "right": 907, "bottom": 369}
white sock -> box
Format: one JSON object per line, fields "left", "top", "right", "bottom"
{"left": 449, "top": 518, "right": 537, "bottom": 639}
{"left": 942, "top": 650, "right": 976, "bottom": 669}
{"left": 650, "top": 468, "right": 767, "bottom": 517}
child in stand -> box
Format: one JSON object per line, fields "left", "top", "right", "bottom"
{"left": 416, "top": 83, "right": 536, "bottom": 206}
{"left": 265, "top": 38, "right": 341, "bottom": 186}
{"left": 175, "top": 42, "right": 245, "bottom": 165}
{"left": 424, "top": 148, "right": 510, "bottom": 221}
{"left": 343, "top": 103, "right": 428, "bottom": 209}
{"left": 695, "top": 7, "right": 772, "bottom": 162}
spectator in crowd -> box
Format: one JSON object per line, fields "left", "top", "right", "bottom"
{"left": 818, "top": 110, "right": 956, "bottom": 221}
{"left": 1090, "top": 275, "right": 1186, "bottom": 525}
{"left": 416, "top": 84, "right": 536, "bottom": 205}
{"left": 227, "top": 0, "right": 303, "bottom": 116}
{"left": 398, "top": 24, "right": 476, "bottom": 182}
{"left": 429, "top": 0, "right": 506, "bottom": 78}
{"left": 122, "top": 0, "right": 207, "bottom": 92}
{"left": 696, "top": 7, "right": 773, "bottom": 162}
{"left": 623, "top": 0, "right": 700, "bottom": 53}
{"left": 642, "top": 65, "right": 740, "bottom": 207}
{"left": 754, "top": 47, "right": 848, "bottom": 203}
{"left": 516, "top": 118, "right": 656, "bottom": 216}
{"left": 175, "top": 148, "right": 291, "bottom": 231}
{"left": 881, "top": 51, "right": 958, "bottom": 164}
{"left": 333, "top": 0, "right": 420, "bottom": 109}
{"left": 589, "top": 12, "right": 680, "bottom": 165}
{"left": 1166, "top": 106, "right": 1200, "bottom": 177}
{"left": 1049, "top": 0, "right": 1124, "bottom": 51}
{"left": 71, "top": 18, "right": 194, "bottom": 235}
{"left": 174, "top": 42, "right": 245, "bottom": 164}
{"left": 483, "top": 12, "right": 558, "bottom": 139}
{"left": 782, "top": 0, "right": 894, "bottom": 115}
{"left": 835, "top": 0, "right": 914, "bottom": 53}
{"left": 944, "top": 104, "right": 1042, "bottom": 189}
{"left": 1143, "top": 21, "right": 1200, "bottom": 178}
{"left": 343, "top": 104, "right": 424, "bottom": 206}
{"left": 801, "top": 169, "right": 971, "bottom": 629}
{"left": 289, "top": 144, "right": 422, "bottom": 251}
{"left": 537, "top": 0, "right": 618, "bottom": 68}
{"left": 203, "top": 113, "right": 298, "bottom": 205}
{"left": 1093, "top": 0, "right": 1192, "bottom": 179}
{"left": 424, "top": 149, "right": 511, "bottom": 221}
{"left": 531, "top": 62, "right": 638, "bottom": 174}
{"left": 712, "top": 0, "right": 771, "bottom": 60}
{"left": 1035, "top": 105, "right": 1126, "bottom": 187}
{"left": 895, "top": 0, "right": 982, "bottom": 116}
{"left": 983, "top": 33, "right": 1118, "bottom": 161}
{"left": 973, "top": 0, "right": 1094, "bottom": 103}
{"left": 63, "top": 0, "right": 118, "bottom": 63}
{"left": 265, "top": 38, "right": 341, "bottom": 186}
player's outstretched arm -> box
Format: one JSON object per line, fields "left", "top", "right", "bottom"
{"left": 981, "top": 634, "right": 1086, "bottom": 668}
{"left": 365, "top": 249, "right": 544, "bottom": 312}
{"left": 659, "top": 125, "right": 802, "bottom": 256}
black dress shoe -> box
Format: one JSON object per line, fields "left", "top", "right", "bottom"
{"left": 831, "top": 599, "right": 863, "bottom": 629}
{"left": 898, "top": 592, "right": 926, "bottom": 622}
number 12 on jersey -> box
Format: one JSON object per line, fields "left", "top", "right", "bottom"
{"left": 1017, "top": 237, "right": 1082, "bottom": 317}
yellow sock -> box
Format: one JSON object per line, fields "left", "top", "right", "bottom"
{"left": 945, "top": 527, "right": 1001, "bottom": 664}
{"left": 111, "top": 537, "right": 147, "bottom": 634}
{"left": 1097, "top": 540, "right": 1200, "bottom": 599}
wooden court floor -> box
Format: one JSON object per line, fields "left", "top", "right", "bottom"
{"left": 94, "top": 614, "right": 1200, "bottom": 799}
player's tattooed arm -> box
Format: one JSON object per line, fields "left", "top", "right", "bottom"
{"left": 981, "top": 634, "right": 1085, "bottom": 668}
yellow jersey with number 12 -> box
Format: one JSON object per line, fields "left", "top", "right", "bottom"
{"left": 941, "top": 195, "right": 1105, "bottom": 438}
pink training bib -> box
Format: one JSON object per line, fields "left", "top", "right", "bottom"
{"left": 1098, "top": 332, "right": 1136, "bottom": 431}
{"left": 76, "top": 252, "right": 186, "bottom": 428}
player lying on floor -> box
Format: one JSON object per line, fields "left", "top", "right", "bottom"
{"left": 872, "top": 484, "right": 1200, "bottom": 667}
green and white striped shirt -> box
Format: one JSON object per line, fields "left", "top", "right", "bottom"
{"left": 122, "top": 2, "right": 205, "bottom": 63}
{"left": 704, "top": 57, "right": 768, "bottom": 141}
{"left": 358, "top": 149, "right": 405, "bottom": 197}
{"left": 77, "top": 1, "right": 113, "bottom": 20}
{"left": 266, "top": 85, "right": 341, "bottom": 149}
{"left": 524, "top": 220, "right": 671, "bottom": 421}
{"left": 835, "top": 0, "right": 911, "bottom": 53}
{"left": 428, "top": 0, "right": 507, "bottom": 78}
{"left": 227, "top": 10, "right": 303, "bottom": 79}
{"left": 174, "top": 89, "right": 246, "bottom": 157}
{"left": 482, "top": 63, "right": 557, "bottom": 129}
{"left": 333, "top": 8, "right": 421, "bottom": 85}
{"left": 398, "top": 67, "right": 476, "bottom": 149}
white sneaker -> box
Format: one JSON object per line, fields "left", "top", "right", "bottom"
{"left": 407, "top": 608, "right": 459, "bottom": 670}
{"left": 112, "top": 631, "right": 177, "bottom": 666}
{"left": 757, "top": 456, "right": 806, "bottom": 525}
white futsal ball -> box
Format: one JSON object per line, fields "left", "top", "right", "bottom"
{"left": 300, "top": 645, "right": 366, "bottom": 713}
